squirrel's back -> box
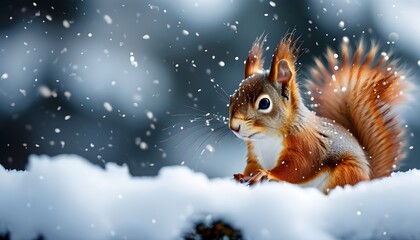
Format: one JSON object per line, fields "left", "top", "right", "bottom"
{"left": 306, "top": 38, "right": 413, "bottom": 178}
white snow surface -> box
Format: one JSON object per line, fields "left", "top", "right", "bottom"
{"left": 1, "top": 155, "right": 420, "bottom": 240}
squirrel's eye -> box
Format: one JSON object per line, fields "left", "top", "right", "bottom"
{"left": 258, "top": 98, "right": 270, "bottom": 110}
{"left": 255, "top": 94, "right": 273, "bottom": 113}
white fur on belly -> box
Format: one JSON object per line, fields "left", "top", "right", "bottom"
{"left": 252, "top": 136, "right": 284, "bottom": 170}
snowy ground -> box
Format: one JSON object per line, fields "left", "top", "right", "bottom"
{"left": 1, "top": 155, "right": 420, "bottom": 240}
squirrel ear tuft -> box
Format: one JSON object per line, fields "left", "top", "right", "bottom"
{"left": 245, "top": 35, "right": 266, "bottom": 78}
{"left": 268, "top": 31, "right": 298, "bottom": 85}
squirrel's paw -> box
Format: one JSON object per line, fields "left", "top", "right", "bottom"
{"left": 233, "top": 173, "right": 252, "bottom": 184}
{"left": 248, "top": 170, "right": 279, "bottom": 186}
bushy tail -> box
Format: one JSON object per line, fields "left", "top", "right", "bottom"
{"left": 306, "top": 39, "right": 413, "bottom": 179}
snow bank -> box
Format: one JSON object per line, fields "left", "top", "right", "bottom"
{"left": 1, "top": 155, "right": 420, "bottom": 240}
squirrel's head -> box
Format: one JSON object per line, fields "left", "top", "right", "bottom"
{"left": 229, "top": 33, "right": 300, "bottom": 140}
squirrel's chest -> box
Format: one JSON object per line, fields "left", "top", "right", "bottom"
{"left": 251, "top": 136, "right": 285, "bottom": 170}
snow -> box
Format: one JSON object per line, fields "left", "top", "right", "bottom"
{"left": 1, "top": 155, "right": 420, "bottom": 240}
{"left": 103, "top": 15, "right": 113, "bottom": 25}
{"left": 181, "top": 29, "right": 189, "bottom": 36}
{"left": 103, "top": 102, "right": 113, "bottom": 112}
{"left": 1, "top": 73, "right": 8, "bottom": 80}
{"left": 62, "top": 20, "right": 71, "bottom": 29}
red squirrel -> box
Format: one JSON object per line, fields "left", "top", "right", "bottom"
{"left": 229, "top": 32, "right": 412, "bottom": 193}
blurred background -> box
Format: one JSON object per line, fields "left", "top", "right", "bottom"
{"left": 0, "top": 0, "right": 419, "bottom": 178}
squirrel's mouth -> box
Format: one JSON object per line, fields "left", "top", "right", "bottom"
{"left": 232, "top": 131, "right": 261, "bottom": 140}
{"left": 248, "top": 132, "right": 260, "bottom": 138}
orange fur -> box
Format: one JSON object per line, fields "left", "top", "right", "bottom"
{"left": 269, "top": 31, "right": 301, "bottom": 110}
{"left": 268, "top": 31, "right": 299, "bottom": 80}
{"left": 307, "top": 39, "right": 412, "bottom": 178}
{"left": 245, "top": 35, "right": 266, "bottom": 78}
{"left": 270, "top": 123, "right": 327, "bottom": 184}
{"left": 326, "top": 157, "right": 370, "bottom": 192}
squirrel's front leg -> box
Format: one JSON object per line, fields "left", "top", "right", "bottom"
{"left": 248, "top": 169, "right": 281, "bottom": 185}
{"left": 233, "top": 173, "right": 252, "bottom": 183}
{"left": 233, "top": 156, "right": 262, "bottom": 184}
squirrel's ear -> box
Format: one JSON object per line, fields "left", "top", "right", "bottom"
{"left": 270, "top": 59, "right": 292, "bottom": 85}
{"left": 268, "top": 32, "right": 298, "bottom": 83}
{"left": 245, "top": 35, "right": 266, "bottom": 78}
{"left": 269, "top": 59, "right": 292, "bottom": 100}
{"left": 268, "top": 32, "right": 299, "bottom": 99}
